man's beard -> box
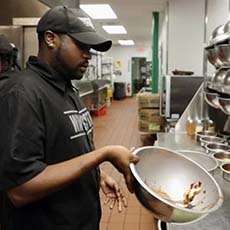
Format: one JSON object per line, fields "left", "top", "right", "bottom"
{"left": 51, "top": 47, "right": 85, "bottom": 80}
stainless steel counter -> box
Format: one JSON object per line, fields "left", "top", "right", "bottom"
{"left": 156, "top": 132, "right": 230, "bottom": 230}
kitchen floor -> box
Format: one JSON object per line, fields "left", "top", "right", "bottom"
{"left": 92, "top": 97, "right": 158, "bottom": 230}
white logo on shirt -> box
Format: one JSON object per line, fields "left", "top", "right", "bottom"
{"left": 64, "top": 108, "right": 93, "bottom": 139}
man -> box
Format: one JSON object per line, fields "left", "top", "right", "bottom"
{"left": 0, "top": 5, "right": 139, "bottom": 230}
{"left": 0, "top": 34, "right": 21, "bottom": 75}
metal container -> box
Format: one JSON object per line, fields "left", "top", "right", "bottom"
{"left": 218, "top": 130, "right": 230, "bottom": 141}
{"left": 200, "top": 136, "right": 225, "bottom": 147}
{"left": 212, "top": 68, "right": 228, "bottom": 85}
{"left": 178, "top": 150, "right": 218, "bottom": 173}
{"left": 203, "top": 91, "right": 220, "bottom": 109}
{"left": 215, "top": 44, "right": 230, "bottom": 66}
{"left": 130, "top": 146, "right": 223, "bottom": 224}
{"left": 206, "top": 47, "right": 223, "bottom": 68}
{"left": 195, "top": 131, "right": 217, "bottom": 142}
{"left": 205, "top": 143, "right": 230, "bottom": 154}
{"left": 211, "top": 152, "right": 230, "bottom": 165}
{"left": 208, "top": 24, "right": 226, "bottom": 45}
{"left": 157, "top": 220, "right": 168, "bottom": 230}
{"left": 218, "top": 97, "right": 230, "bottom": 115}
{"left": 220, "top": 163, "right": 230, "bottom": 182}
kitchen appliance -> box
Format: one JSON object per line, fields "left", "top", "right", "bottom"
{"left": 161, "top": 75, "right": 203, "bottom": 120}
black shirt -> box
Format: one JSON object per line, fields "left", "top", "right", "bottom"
{"left": 0, "top": 56, "right": 101, "bottom": 230}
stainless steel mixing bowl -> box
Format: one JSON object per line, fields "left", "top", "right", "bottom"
{"left": 220, "top": 163, "right": 230, "bottom": 182}
{"left": 211, "top": 151, "right": 230, "bottom": 165}
{"left": 218, "top": 96, "right": 230, "bottom": 115}
{"left": 206, "top": 47, "right": 223, "bottom": 68}
{"left": 203, "top": 91, "right": 220, "bottom": 109}
{"left": 215, "top": 44, "right": 230, "bottom": 66}
{"left": 200, "top": 136, "right": 225, "bottom": 147}
{"left": 205, "top": 143, "right": 230, "bottom": 154}
{"left": 212, "top": 68, "right": 228, "bottom": 85}
{"left": 178, "top": 150, "right": 218, "bottom": 173}
{"left": 130, "top": 146, "right": 223, "bottom": 224}
{"left": 195, "top": 130, "right": 217, "bottom": 142}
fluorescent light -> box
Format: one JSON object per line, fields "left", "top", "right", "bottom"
{"left": 118, "top": 40, "right": 135, "bottom": 46}
{"left": 102, "top": 25, "right": 127, "bottom": 34}
{"left": 80, "top": 4, "right": 117, "bottom": 19}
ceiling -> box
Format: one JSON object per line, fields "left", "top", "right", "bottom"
{"left": 0, "top": 0, "right": 167, "bottom": 47}
{"left": 80, "top": 0, "right": 167, "bottom": 47}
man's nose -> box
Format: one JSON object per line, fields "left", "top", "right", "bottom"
{"left": 83, "top": 50, "right": 91, "bottom": 59}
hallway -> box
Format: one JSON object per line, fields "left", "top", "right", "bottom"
{"left": 92, "top": 97, "right": 157, "bottom": 230}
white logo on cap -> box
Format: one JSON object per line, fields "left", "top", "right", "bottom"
{"left": 78, "top": 17, "right": 94, "bottom": 29}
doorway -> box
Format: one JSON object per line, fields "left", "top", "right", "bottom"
{"left": 131, "top": 57, "right": 151, "bottom": 95}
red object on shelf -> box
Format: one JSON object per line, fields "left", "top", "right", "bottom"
{"left": 92, "top": 107, "right": 107, "bottom": 116}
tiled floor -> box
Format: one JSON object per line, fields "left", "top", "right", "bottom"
{"left": 92, "top": 97, "right": 158, "bottom": 230}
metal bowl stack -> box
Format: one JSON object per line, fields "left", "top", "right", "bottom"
{"left": 211, "top": 151, "right": 230, "bottom": 165}
{"left": 220, "top": 163, "right": 230, "bottom": 181}
{"left": 205, "top": 143, "right": 230, "bottom": 154}
{"left": 130, "top": 146, "right": 223, "bottom": 224}
{"left": 195, "top": 130, "right": 217, "bottom": 142}
{"left": 200, "top": 136, "right": 225, "bottom": 147}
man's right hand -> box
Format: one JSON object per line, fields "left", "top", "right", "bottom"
{"left": 103, "top": 145, "right": 139, "bottom": 193}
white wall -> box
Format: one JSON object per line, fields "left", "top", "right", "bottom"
{"left": 103, "top": 0, "right": 230, "bottom": 95}
{"left": 168, "top": 0, "right": 205, "bottom": 76}
{"left": 164, "top": 0, "right": 230, "bottom": 76}
{"left": 159, "top": 7, "right": 168, "bottom": 77}
{"left": 105, "top": 45, "right": 152, "bottom": 95}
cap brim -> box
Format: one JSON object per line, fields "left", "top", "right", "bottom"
{"left": 68, "top": 31, "right": 112, "bottom": 52}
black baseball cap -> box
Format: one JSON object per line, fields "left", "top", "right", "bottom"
{"left": 37, "top": 5, "right": 112, "bottom": 52}
{"left": 0, "top": 34, "right": 14, "bottom": 54}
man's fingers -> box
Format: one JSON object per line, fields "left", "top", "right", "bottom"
{"left": 109, "top": 198, "right": 116, "bottom": 209}
{"left": 130, "top": 147, "right": 136, "bottom": 152}
{"left": 131, "top": 155, "right": 139, "bottom": 164}
{"left": 121, "top": 192, "right": 127, "bottom": 207}
{"left": 104, "top": 196, "right": 110, "bottom": 205}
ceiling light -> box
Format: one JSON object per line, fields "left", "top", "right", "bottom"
{"left": 118, "top": 40, "right": 135, "bottom": 46}
{"left": 80, "top": 4, "right": 117, "bottom": 19}
{"left": 102, "top": 25, "right": 127, "bottom": 34}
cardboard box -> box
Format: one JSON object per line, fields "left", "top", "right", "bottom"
{"left": 136, "top": 93, "right": 160, "bottom": 108}
{"left": 138, "top": 118, "right": 165, "bottom": 132}
{"left": 139, "top": 109, "right": 160, "bottom": 121}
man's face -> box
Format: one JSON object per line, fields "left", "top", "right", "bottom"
{"left": 0, "top": 54, "right": 11, "bottom": 74}
{"left": 50, "top": 34, "right": 91, "bottom": 80}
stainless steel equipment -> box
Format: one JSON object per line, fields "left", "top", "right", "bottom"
{"left": 71, "top": 80, "right": 94, "bottom": 110}
{"left": 130, "top": 146, "right": 223, "bottom": 224}
{"left": 163, "top": 75, "right": 203, "bottom": 120}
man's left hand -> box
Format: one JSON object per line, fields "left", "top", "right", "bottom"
{"left": 100, "top": 170, "right": 127, "bottom": 212}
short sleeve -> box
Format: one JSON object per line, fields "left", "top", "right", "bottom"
{"left": 0, "top": 88, "right": 47, "bottom": 190}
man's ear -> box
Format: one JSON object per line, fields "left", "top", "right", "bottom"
{"left": 44, "top": 30, "right": 56, "bottom": 49}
